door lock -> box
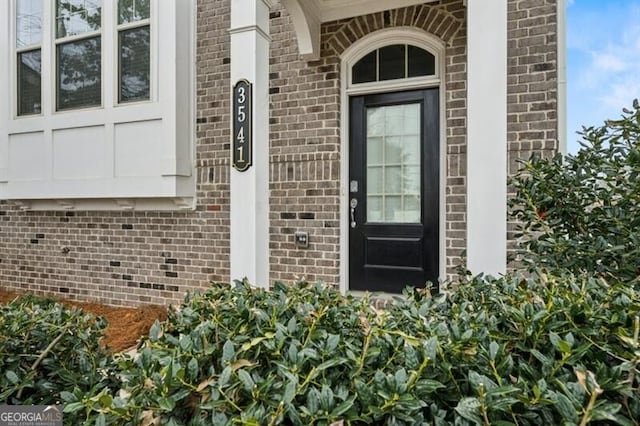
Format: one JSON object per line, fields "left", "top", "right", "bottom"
{"left": 350, "top": 198, "right": 358, "bottom": 228}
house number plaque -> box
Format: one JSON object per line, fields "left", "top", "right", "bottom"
{"left": 232, "top": 79, "right": 252, "bottom": 171}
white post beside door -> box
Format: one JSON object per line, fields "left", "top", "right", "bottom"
{"left": 466, "top": 0, "right": 508, "bottom": 276}
{"left": 230, "top": 0, "right": 271, "bottom": 287}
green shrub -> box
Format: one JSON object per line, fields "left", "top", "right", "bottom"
{"left": 71, "top": 276, "right": 640, "bottom": 425}
{"left": 511, "top": 100, "right": 640, "bottom": 280}
{"left": 0, "top": 295, "right": 118, "bottom": 418}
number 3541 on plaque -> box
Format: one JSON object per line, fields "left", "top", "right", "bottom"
{"left": 232, "top": 80, "right": 252, "bottom": 171}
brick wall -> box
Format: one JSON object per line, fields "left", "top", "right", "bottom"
{"left": 268, "top": 6, "right": 343, "bottom": 284}
{"left": 0, "top": 0, "right": 234, "bottom": 306}
{"left": 507, "top": 0, "right": 559, "bottom": 262}
{"left": 0, "top": 0, "right": 559, "bottom": 305}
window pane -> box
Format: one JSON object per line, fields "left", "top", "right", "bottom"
{"left": 352, "top": 51, "right": 376, "bottom": 84}
{"left": 16, "top": 0, "right": 43, "bottom": 48}
{"left": 119, "top": 26, "right": 150, "bottom": 102}
{"left": 367, "top": 167, "right": 382, "bottom": 194}
{"left": 385, "top": 196, "right": 402, "bottom": 221}
{"left": 366, "top": 103, "right": 421, "bottom": 223}
{"left": 366, "top": 107, "right": 384, "bottom": 136}
{"left": 403, "top": 136, "right": 420, "bottom": 164}
{"left": 384, "top": 136, "right": 402, "bottom": 164}
{"left": 56, "top": 0, "right": 101, "bottom": 38}
{"left": 367, "top": 137, "right": 382, "bottom": 164}
{"left": 367, "top": 196, "right": 383, "bottom": 222}
{"left": 403, "top": 195, "right": 421, "bottom": 223}
{"left": 18, "top": 49, "right": 42, "bottom": 115}
{"left": 57, "top": 37, "right": 101, "bottom": 110}
{"left": 408, "top": 45, "right": 435, "bottom": 77}
{"left": 403, "top": 104, "right": 420, "bottom": 135}
{"left": 385, "top": 166, "right": 402, "bottom": 193}
{"left": 118, "top": 0, "right": 150, "bottom": 24}
{"left": 379, "top": 44, "right": 405, "bottom": 81}
{"left": 384, "top": 104, "right": 404, "bottom": 135}
{"left": 404, "top": 166, "right": 421, "bottom": 194}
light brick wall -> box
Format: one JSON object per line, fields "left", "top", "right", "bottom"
{"left": 507, "top": 0, "right": 559, "bottom": 165}
{"left": 0, "top": 0, "right": 234, "bottom": 306}
{"left": 269, "top": 6, "right": 343, "bottom": 285}
{"left": 507, "top": 0, "right": 560, "bottom": 262}
{"left": 0, "top": 0, "right": 559, "bottom": 305}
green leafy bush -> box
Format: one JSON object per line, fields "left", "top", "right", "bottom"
{"left": 511, "top": 100, "right": 640, "bottom": 280}
{"left": 0, "top": 295, "right": 118, "bottom": 416}
{"left": 71, "top": 276, "right": 640, "bottom": 425}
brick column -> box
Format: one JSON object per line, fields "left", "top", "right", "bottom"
{"left": 230, "top": 0, "right": 272, "bottom": 287}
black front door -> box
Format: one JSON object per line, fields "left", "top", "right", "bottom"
{"left": 349, "top": 89, "right": 439, "bottom": 293}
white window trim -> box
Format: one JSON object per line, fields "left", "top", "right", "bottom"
{"left": 339, "top": 27, "right": 447, "bottom": 294}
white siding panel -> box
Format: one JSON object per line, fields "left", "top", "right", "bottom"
{"left": 114, "top": 119, "right": 162, "bottom": 177}
{"left": 53, "top": 126, "right": 106, "bottom": 179}
{"left": 9, "top": 131, "right": 47, "bottom": 181}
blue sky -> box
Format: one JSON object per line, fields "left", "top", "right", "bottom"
{"left": 567, "top": 0, "right": 640, "bottom": 152}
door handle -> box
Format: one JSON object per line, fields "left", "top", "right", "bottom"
{"left": 350, "top": 198, "right": 358, "bottom": 228}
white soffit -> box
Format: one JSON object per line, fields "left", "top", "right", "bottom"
{"left": 318, "top": 0, "right": 438, "bottom": 22}
{"left": 282, "top": 0, "right": 439, "bottom": 60}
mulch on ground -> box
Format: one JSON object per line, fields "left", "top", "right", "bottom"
{"left": 0, "top": 290, "right": 167, "bottom": 352}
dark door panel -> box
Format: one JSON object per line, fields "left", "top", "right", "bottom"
{"left": 349, "top": 89, "right": 439, "bottom": 293}
{"left": 365, "top": 237, "right": 424, "bottom": 268}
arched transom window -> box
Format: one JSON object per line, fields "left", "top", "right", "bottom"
{"left": 351, "top": 44, "right": 436, "bottom": 85}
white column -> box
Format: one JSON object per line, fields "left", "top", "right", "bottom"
{"left": 466, "top": 0, "right": 508, "bottom": 275}
{"left": 557, "top": 0, "right": 568, "bottom": 154}
{"left": 230, "top": 0, "right": 271, "bottom": 287}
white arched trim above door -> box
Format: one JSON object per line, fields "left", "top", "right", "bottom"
{"left": 341, "top": 27, "right": 445, "bottom": 93}
{"left": 338, "top": 27, "right": 448, "bottom": 293}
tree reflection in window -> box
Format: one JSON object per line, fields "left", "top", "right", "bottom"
{"left": 18, "top": 50, "right": 42, "bottom": 115}
{"left": 119, "top": 26, "right": 150, "bottom": 102}
{"left": 57, "top": 38, "right": 101, "bottom": 110}
{"left": 16, "top": 0, "right": 43, "bottom": 116}
{"left": 117, "top": 0, "right": 150, "bottom": 103}
{"left": 118, "top": 0, "right": 150, "bottom": 24}
{"left": 56, "top": 0, "right": 101, "bottom": 38}
{"left": 55, "top": 0, "right": 102, "bottom": 110}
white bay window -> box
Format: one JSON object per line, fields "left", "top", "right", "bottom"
{"left": 0, "top": 0, "right": 195, "bottom": 210}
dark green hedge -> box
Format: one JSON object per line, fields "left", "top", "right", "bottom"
{"left": 0, "top": 295, "right": 118, "bottom": 424}
{"left": 60, "top": 274, "right": 639, "bottom": 425}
